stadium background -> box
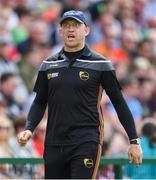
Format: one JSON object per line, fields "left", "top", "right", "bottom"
{"left": 0, "top": 0, "right": 156, "bottom": 179}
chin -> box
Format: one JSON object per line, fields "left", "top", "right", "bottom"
{"left": 66, "top": 43, "right": 79, "bottom": 48}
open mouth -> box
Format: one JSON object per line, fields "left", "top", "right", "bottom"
{"left": 67, "top": 34, "right": 75, "bottom": 40}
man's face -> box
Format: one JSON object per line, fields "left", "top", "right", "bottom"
{"left": 59, "top": 19, "right": 90, "bottom": 49}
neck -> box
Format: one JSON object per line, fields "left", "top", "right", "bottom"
{"left": 64, "top": 42, "right": 85, "bottom": 52}
{"left": 64, "top": 46, "right": 85, "bottom": 60}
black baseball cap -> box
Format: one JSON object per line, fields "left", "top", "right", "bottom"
{"left": 60, "top": 10, "right": 88, "bottom": 26}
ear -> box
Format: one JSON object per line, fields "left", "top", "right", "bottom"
{"left": 58, "top": 26, "right": 63, "bottom": 37}
{"left": 85, "top": 26, "right": 90, "bottom": 36}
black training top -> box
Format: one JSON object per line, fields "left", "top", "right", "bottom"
{"left": 26, "top": 45, "right": 138, "bottom": 146}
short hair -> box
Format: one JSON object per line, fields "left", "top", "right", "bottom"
{"left": 0, "top": 73, "right": 16, "bottom": 83}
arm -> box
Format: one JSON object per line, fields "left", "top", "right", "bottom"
{"left": 17, "top": 65, "right": 48, "bottom": 146}
{"left": 26, "top": 92, "right": 47, "bottom": 133}
{"left": 17, "top": 92, "right": 47, "bottom": 146}
{"left": 101, "top": 70, "right": 142, "bottom": 166}
{"left": 101, "top": 70, "right": 137, "bottom": 140}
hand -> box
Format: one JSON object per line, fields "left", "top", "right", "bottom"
{"left": 17, "top": 130, "right": 32, "bottom": 146}
{"left": 128, "top": 144, "right": 143, "bottom": 167}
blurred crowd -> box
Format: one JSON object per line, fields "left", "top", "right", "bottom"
{"left": 0, "top": 0, "right": 156, "bottom": 178}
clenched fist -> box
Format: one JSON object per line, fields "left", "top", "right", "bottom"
{"left": 17, "top": 130, "right": 32, "bottom": 146}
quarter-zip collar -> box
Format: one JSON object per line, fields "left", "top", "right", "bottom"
{"left": 57, "top": 44, "right": 92, "bottom": 60}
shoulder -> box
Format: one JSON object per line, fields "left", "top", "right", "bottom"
{"left": 43, "top": 52, "right": 61, "bottom": 63}
{"left": 89, "top": 49, "right": 108, "bottom": 61}
{"left": 39, "top": 52, "right": 65, "bottom": 71}
{"left": 77, "top": 49, "right": 114, "bottom": 71}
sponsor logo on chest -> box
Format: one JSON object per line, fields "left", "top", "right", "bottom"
{"left": 47, "top": 72, "right": 59, "bottom": 80}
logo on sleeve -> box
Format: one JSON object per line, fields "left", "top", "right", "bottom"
{"left": 79, "top": 71, "right": 89, "bottom": 80}
{"left": 47, "top": 72, "right": 59, "bottom": 80}
{"left": 84, "top": 158, "right": 94, "bottom": 168}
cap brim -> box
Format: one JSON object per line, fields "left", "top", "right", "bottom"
{"left": 60, "top": 16, "right": 84, "bottom": 25}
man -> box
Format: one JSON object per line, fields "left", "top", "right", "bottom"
{"left": 17, "top": 10, "right": 142, "bottom": 179}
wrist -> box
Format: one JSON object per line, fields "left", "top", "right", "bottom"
{"left": 25, "top": 128, "right": 33, "bottom": 133}
{"left": 130, "top": 138, "right": 140, "bottom": 145}
{"left": 25, "top": 129, "right": 33, "bottom": 136}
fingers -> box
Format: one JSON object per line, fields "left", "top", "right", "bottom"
{"left": 134, "top": 157, "right": 140, "bottom": 167}
{"left": 134, "top": 154, "right": 142, "bottom": 167}
{"left": 134, "top": 147, "right": 143, "bottom": 167}
{"left": 128, "top": 144, "right": 143, "bottom": 167}
{"left": 129, "top": 153, "right": 141, "bottom": 167}
{"left": 128, "top": 152, "right": 133, "bottom": 163}
{"left": 18, "top": 139, "right": 27, "bottom": 146}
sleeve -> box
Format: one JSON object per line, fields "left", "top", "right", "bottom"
{"left": 25, "top": 63, "right": 48, "bottom": 132}
{"left": 33, "top": 63, "right": 48, "bottom": 95}
{"left": 101, "top": 69, "right": 138, "bottom": 140}
{"left": 25, "top": 93, "right": 47, "bottom": 133}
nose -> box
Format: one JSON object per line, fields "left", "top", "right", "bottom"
{"left": 68, "top": 25, "right": 74, "bottom": 31}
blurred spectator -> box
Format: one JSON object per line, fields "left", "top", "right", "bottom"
{"left": 0, "top": 0, "right": 19, "bottom": 31}
{"left": 0, "top": 37, "right": 19, "bottom": 75}
{"left": 129, "top": 57, "right": 153, "bottom": 80}
{"left": 136, "top": 39, "right": 153, "bottom": 61}
{"left": 0, "top": 73, "right": 22, "bottom": 118}
{"left": 118, "top": 0, "right": 134, "bottom": 21}
{"left": 120, "top": 29, "right": 139, "bottom": 61}
{"left": 0, "top": 14, "right": 13, "bottom": 42}
{"left": 18, "top": 44, "right": 46, "bottom": 93}
{"left": 138, "top": 77, "right": 154, "bottom": 118}
{"left": 144, "top": 0, "right": 156, "bottom": 27}
{"left": 0, "top": 33, "right": 27, "bottom": 106}
{"left": 12, "top": 8, "right": 31, "bottom": 45}
{"left": 0, "top": 11, "right": 21, "bottom": 62}
{"left": 43, "top": 1, "right": 63, "bottom": 46}
{"left": 92, "top": 28, "right": 127, "bottom": 64}
{"left": 0, "top": 115, "right": 13, "bottom": 178}
{"left": 91, "top": 12, "right": 121, "bottom": 48}
{"left": 87, "top": 0, "right": 105, "bottom": 22}
{"left": 17, "top": 19, "right": 50, "bottom": 55}
{"left": 92, "top": 26, "right": 117, "bottom": 60}
{"left": 134, "top": 0, "right": 147, "bottom": 29}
